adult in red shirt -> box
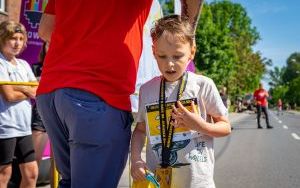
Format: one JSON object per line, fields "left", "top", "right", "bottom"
{"left": 36, "top": 0, "right": 204, "bottom": 187}
{"left": 253, "top": 83, "right": 273, "bottom": 129}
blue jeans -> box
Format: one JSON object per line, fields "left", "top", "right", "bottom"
{"left": 36, "top": 88, "right": 132, "bottom": 188}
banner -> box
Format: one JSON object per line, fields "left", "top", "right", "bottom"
{"left": 19, "top": 0, "right": 48, "bottom": 65}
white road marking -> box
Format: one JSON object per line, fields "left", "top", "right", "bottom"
{"left": 278, "top": 120, "right": 282, "bottom": 124}
{"left": 283, "top": 125, "right": 288, "bottom": 129}
{"left": 291, "top": 133, "right": 300, "bottom": 140}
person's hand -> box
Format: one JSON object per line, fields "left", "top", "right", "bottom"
{"left": 171, "top": 100, "right": 205, "bottom": 131}
{"left": 131, "top": 159, "right": 148, "bottom": 181}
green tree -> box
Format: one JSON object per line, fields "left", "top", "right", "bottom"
{"left": 269, "top": 85, "right": 288, "bottom": 105}
{"left": 195, "top": 1, "right": 266, "bottom": 97}
{"left": 285, "top": 77, "right": 300, "bottom": 105}
{"left": 283, "top": 53, "right": 300, "bottom": 106}
{"left": 269, "top": 66, "right": 286, "bottom": 87}
{"left": 159, "top": 0, "right": 174, "bottom": 15}
{"left": 282, "top": 52, "right": 300, "bottom": 83}
{"left": 269, "top": 52, "right": 300, "bottom": 106}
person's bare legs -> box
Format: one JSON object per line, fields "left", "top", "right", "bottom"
{"left": 32, "top": 130, "right": 48, "bottom": 162}
{"left": 0, "top": 164, "right": 12, "bottom": 188}
{"left": 19, "top": 161, "right": 38, "bottom": 188}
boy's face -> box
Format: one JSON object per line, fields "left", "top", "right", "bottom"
{"left": 153, "top": 33, "right": 195, "bottom": 82}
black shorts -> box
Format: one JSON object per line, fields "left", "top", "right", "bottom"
{"left": 31, "top": 104, "right": 46, "bottom": 132}
{"left": 0, "top": 135, "right": 36, "bottom": 165}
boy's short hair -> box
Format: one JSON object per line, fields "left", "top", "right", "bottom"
{"left": 0, "top": 21, "right": 27, "bottom": 50}
{"left": 150, "top": 14, "right": 195, "bottom": 46}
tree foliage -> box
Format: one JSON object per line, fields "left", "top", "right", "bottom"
{"left": 269, "top": 85, "right": 288, "bottom": 105}
{"left": 194, "top": 1, "right": 266, "bottom": 97}
{"left": 158, "top": 0, "right": 174, "bottom": 15}
{"left": 282, "top": 52, "right": 300, "bottom": 83}
{"left": 270, "top": 52, "right": 300, "bottom": 107}
{"left": 285, "top": 77, "right": 300, "bottom": 105}
{"left": 269, "top": 66, "right": 286, "bottom": 87}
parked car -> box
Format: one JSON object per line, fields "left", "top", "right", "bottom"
{"left": 242, "top": 94, "right": 256, "bottom": 111}
{"left": 234, "top": 96, "right": 243, "bottom": 112}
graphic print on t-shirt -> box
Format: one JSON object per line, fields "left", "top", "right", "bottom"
{"left": 145, "top": 98, "right": 203, "bottom": 166}
{"left": 146, "top": 98, "right": 200, "bottom": 144}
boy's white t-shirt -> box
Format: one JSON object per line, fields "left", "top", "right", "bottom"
{"left": 136, "top": 72, "right": 228, "bottom": 188}
{"left": 0, "top": 54, "right": 36, "bottom": 138}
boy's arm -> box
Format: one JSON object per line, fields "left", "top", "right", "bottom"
{"left": 131, "top": 122, "right": 148, "bottom": 181}
{"left": 131, "top": 122, "right": 146, "bottom": 162}
{"left": 208, "top": 115, "right": 231, "bottom": 137}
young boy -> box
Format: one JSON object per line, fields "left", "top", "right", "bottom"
{"left": 131, "top": 15, "right": 231, "bottom": 188}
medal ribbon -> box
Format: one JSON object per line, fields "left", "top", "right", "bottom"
{"left": 159, "top": 72, "right": 188, "bottom": 168}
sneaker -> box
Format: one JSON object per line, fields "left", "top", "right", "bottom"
{"left": 258, "top": 126, "right": 263, "bottom": 129}
{"left": 267, "top": 126, "right": 273, "bottom": 129}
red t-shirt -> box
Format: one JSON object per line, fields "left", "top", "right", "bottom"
{"left": 37, "top": 0, "right": 152, "bottom": 111}
{"left": 254, "top": 89, "right": 268, "bottom": 107}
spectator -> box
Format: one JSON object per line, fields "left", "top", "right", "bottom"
{"left": 253, "top": 83, "right": 273, "bottom": 129}
{"left": 277, "top": 98, "right": 283, "bottom": 116}
{"left": 220, "top": 86, "right": 229, "bottom": 108}
{"left": 0, "top": 21, "right": 38, "bottom": 188}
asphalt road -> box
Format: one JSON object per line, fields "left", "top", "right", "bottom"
{"left": 214, "top": 110, "right": 300, "bottom": 188}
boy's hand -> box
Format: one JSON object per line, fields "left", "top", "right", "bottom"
{"left": 131, "top": 159, "right": 148, "bottom": 181}
{"left": 171, "top": 101, "right": 205, "bottom": 131}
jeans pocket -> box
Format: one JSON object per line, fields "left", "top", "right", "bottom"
{"left": 63, "top": 89, "right": 105, "bottom": 113}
